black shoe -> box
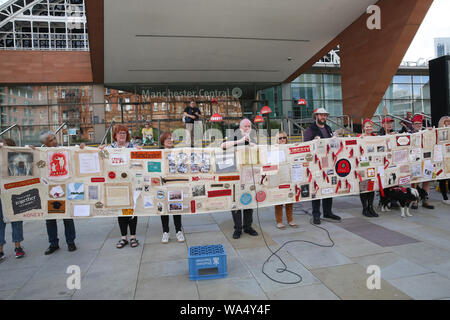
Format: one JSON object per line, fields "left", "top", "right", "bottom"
{"left": 313, "top": 217, "right": 321, "bottom": 225}
{"left": 232, "top": 230, "right": 241, "bottom": 239}
{"left": 368, "top": 206, "right": 379, "bottom": 217}
{"left": 45, "top": 245, "right": 60, "bottom": 255}
{"left": 68, "top": 243, "right": 77, "bottom": 252}
{"left": 323, "top": 213, "right": 341, "bottom": 221}
{"left": 362, "top": 208, "right": 372, "bottom": 217}
{"left": 244, "top": 227, "right": 258, "bottom": 236}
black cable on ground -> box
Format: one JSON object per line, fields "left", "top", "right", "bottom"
{"left": 249, "top": 149, "right": 337, "bottom": 285}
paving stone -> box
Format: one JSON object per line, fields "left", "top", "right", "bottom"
{"left": 311, "top": 264, "right": 411, "bottom": 300}
{"left": 388, "top": 273, "right": 450, "bottom": 300}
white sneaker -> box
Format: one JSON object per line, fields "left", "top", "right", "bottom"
{"left": 161, "top": 232, "right": 169, "bottom": 243}
{"left": 176, "top": 231, "right": 185, "bottom": 243}
{"left": 442, "top": 199, "right": 450, "bottom": 205}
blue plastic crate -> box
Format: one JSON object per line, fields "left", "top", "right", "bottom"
{"left": 188, "top": 244, "right": 227, "bottom": 280}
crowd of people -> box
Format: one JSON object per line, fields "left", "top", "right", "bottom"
{"left": 0, "top": 109, "right": 449, "bottom": 262}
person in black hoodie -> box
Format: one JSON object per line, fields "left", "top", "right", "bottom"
{"left": 303, "top": 108, "right": 341, "bottom": 225}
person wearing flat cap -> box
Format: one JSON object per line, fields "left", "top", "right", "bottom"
{"left": 303, "top": 108, "right": 341, "bottom": 225}
{"left": 378, "top": 117, "right": 395, "bottom": 136}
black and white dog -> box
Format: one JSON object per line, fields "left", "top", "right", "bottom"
{"left": 380, "top": 187, "right": 420, "bottom": 218}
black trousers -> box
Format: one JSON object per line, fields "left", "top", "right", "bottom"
{"left": 360, "top": 192, "right": 375, "bottom": 206}
{"left": 232, "top": 209, "right": 253, "bottom": 231}
{"left": 161, "top": 215, "right": 182, "bottom": 233}
{"left": 118, "top": 217, "right": 137, "bottom": 237}
{"left": 440, "top": 179, "right": 450, "bottom": 200}
{"left": 312, "top": 198, "right": 333, "bottom": 219}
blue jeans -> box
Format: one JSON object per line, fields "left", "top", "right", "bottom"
{"left": 46, "top": 219, "right": 76, "bottom": 247}
{"left": 0, "top": 199, "right": 24, "bottom": 246}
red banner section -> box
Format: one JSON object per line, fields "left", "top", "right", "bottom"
{"left": 289, "top": 146, "right": 310, "bottom": 154}
{"left": 130, "top": 151, "right": 162, "bottom": 159}
{"left": 4, "top": 178, "right": 40, "bottom": 190}
{"left": 207, "top": 190, "right": 232, "bottom": 198}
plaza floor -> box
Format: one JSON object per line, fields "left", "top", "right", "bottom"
{"left": 1, "top": 189, "right": 450, "bottom": 300}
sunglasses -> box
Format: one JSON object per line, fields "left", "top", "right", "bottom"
{"left": 278, "top": 137, "right": 287, "bottom": 140}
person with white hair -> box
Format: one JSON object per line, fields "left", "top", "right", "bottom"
{"left": 38, "top": 131, "right": 77, "bottom": 255}
{"left": 221, "top": 119, "right": 259, "bottom": 239}
{"left": 303, "top": 108, "right": 341, "bottom": 225}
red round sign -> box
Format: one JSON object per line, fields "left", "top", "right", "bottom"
{"left": 335, "top": 159, "right": 351, "bottom": 177}
{"left": 256, "top": 191, "right": 266, "bottom": 202}
{"left": 108, "top": 171, "right": 116, "bottom": 179}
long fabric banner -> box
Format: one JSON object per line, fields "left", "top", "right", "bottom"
{"left": 1, "top": 128, "right": 450, "bottom": 222}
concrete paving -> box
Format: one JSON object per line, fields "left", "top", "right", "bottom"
{"left": 1, "top": 189, "right": 450, "bottom": 300}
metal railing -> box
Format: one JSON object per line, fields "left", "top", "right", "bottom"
{"left": 100, "top": 121, "right": 115, "bottom": 146}
{"left": 40, "top": 122, "right": 69, "bottom": 147}
{"left": 0, "top": 123, "right": 22, "bottom": 146}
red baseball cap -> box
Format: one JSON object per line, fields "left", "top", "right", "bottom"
{"left": 362, "top": 118, "right": 374, "bottom": 125}
{"left": 382, "top": 117, "right": 394, "bottom": 124}
{"left": 412, "top": 115, "right": 423, "bottom": 123}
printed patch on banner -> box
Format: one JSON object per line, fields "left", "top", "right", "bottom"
{"left": 255, "top": 191, "right": 266, "bottom": 202}
{"left": 131, "top": 151, "right": 162, "bottom": 160}
{"left": 321, "top": 188, "right": 334, "bottom": 195}
{"left": 218, "top": 175, "right": 240, "bottom": 182}
{"left": 207, "top": 189, "right": 232, "bottom": 198}
{"left": 4, "top": 178, "right": 40, "bottom": 190}
{"left": 67, "top": 183, "right": 85, "bottom": 200}
{"left": 300, "top": 184, "right": 310, "bottom": 198}
{"left": 399, "top": 176, "right": 411, "bottom": 185}
{"left": 168, "top": 190, "right": 183, "bottom": 202}
{"left": 156, "top": 190, "right": 165, "bottom": 199}
{"left": 110, "top": 153, "right": 127, "bottom": 166}
{"left": 48, "top": 200, "right": 66, "bottom": 214}
{"left": 240, "top": 193, "right": 252, "bottom": 205}
{"left": 289, "top": 146, "right": 310, "bottom": 154}
{"left": 192, "top": 185, "right": 206, "bottom": 197}
{"left": 88, "top": 185, "right": 99, "bottom": 200}
{"left": 11, "top": 189, "right": 41, "bottom": 215}
{"left": 169, "top": 203, "right": 183, "bottom": 212}
{"left": 91, "top": 177, "right": 105, "bottom": 183}
{"left": 396, "top": 135, "right": 411, "bottom": 146}
{"left": 147, "top": 161, "right": 162, "bottom": 173}
{"left": 48, "top": 151, "right": 69, "bottom": 179}
{"left": 345, "top": 140, "right": 357, "bottom": 146}
{"left": 49, "top": 184, "right": 65, "bottom": 199}
{"left": 192, "top": 176, "right": 216, "bottom": 182}
{"left": 367, "top": 168, "right": 376, "bottom": 178}
{"left": 7, "top": 151, "right": 34, "bottom": 176}
{"left": 151, "top": 178, "right": 161, "bottom": 186}
{"left": 122, "top": 209, "right": 134, "bottom": 215}
{"left": 335, "top": 159, "right": 351, "bottom": 178}
{"left": 261, "top": 165, "right": 278, "bottom": 175}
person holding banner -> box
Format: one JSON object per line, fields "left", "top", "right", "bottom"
{"left": 38, "top": 131, "right": 77, "bottom": 254}
{"left": 221, "top": 119, "right": 259, "bottom": 239}
{"left": 303, "top": 108, "right": 341, "bottom": 225}
{"left": 438, "top": 116, "right": 450, "bottom": 205}
{"left": 274, "top": 132, "right": 298, "bottom": 229}
{"left": 410, "top": 115, "right": 434, "bottom": 210}
{"left": 378, "top": 117, "right": 395, "bottom": 136}
{"left": 357, "top": 119, "right": 379, "bottom": 218}
{"left": 0, "top": 139, "right": 25, "bottom": 260}
{"left": 159, "top": 132, "right": 185, "bottom": 243}
{"left": 102, "top": 125, "right": 141, "bottom": 248}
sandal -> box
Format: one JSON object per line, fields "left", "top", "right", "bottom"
{"left": 288, "top": 222, "right": 299, "bottom": 228}
{"left": 276, "top": 223, "right": 286, "bottom": 230}
{"left": 130, "top": 238, "right": 139, "bottom": 248}
{"left": 116, "top": 239, "right": 128, "bottom": 249}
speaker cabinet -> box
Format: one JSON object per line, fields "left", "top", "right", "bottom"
{"left": 429, "top": 55, "right": 450, "bottom": 127}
